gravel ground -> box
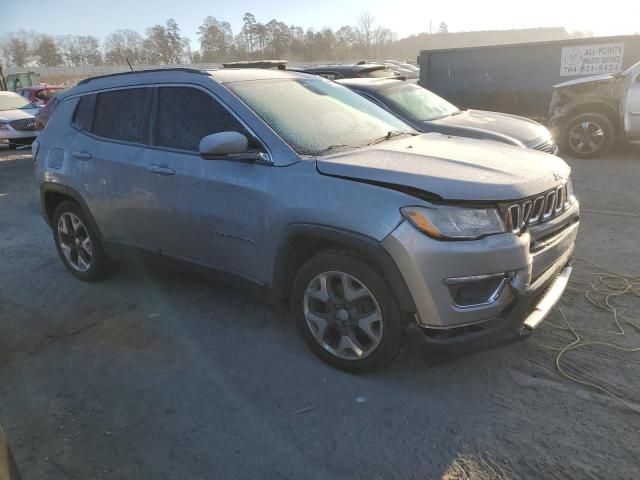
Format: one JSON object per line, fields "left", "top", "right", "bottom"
{"left": 1, "top": 143, "right": 639, "bottom": 479}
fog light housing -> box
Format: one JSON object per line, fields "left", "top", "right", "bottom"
{"left": 444, "top": 273, "right": 509, "bottom": 308}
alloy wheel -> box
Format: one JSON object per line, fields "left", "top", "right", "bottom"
{"left": 568, "top": 121, "right": 605, "bottom": 155}
{"left": 57, "top": 212, "right": 93, "bottom": 272}
{"left": 303, "top": 271, "right": 383, "bottom": 360}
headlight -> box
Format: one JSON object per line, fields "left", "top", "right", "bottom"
{"left": 401, "top": 205, "right": 505, "bottom": 240}
{"left": 0, "top": 123, "right": 9, "bottom": 131}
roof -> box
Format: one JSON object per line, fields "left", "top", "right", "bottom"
{"left": 76, "top": 67, "right": 209, "bottom": 85}
{"left": 208, "top": 68, "right": 315, "bottom": 83}
{"left": 336, "top": 77, "right": 408, "bottom": 91}
{"left": 55, "top": 67, "right": 315, "bottom": 102}
{"left": 301, "top": 64, "right": 388, "bottom": 73}
{"left": 222, "top": 60, "right": 287, "bottom": 69}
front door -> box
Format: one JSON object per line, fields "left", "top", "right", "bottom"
{"left": 142, "top": 85, "right": 271, "bottom": 281}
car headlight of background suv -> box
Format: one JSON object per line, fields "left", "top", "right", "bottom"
{"left": 0, "top": 122, "right": 10, "bottom": 131}
{"left": 401, "top": 205, "right": 506, "bottom": 240}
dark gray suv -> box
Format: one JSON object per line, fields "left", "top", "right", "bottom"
{"left": 34, "top": 68, "right": 579, "bottom": 371}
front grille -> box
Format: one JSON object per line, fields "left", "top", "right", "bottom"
{"left": 502, "top": 181, "right": 575, "bottom": 234}
{"left": 533, "top": 140, "right": 559, "bottom": 155}
{"left": 9, "top": 118, "right": 37, "bottom": 131}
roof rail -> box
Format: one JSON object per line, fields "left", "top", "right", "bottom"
{"left": 77, "top": 67, "right": 210, "bottom": 85}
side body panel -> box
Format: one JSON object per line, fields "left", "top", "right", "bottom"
{"left": 624, "top": 71, "right": 640, "bottom": 138}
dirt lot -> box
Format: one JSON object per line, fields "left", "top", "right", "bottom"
{"left": 1, "top": 143, "right": 639, "bottom": 479}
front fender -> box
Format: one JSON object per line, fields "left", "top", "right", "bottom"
{"left": 272, "top": 223, "right": 417, "bottom": 314}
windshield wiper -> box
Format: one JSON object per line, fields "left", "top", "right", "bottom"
{"left": 316, "top": 144, "right": 362, "bottom": 155}
{"left": 366, "top": 130, "right": 413, "bottom": 146}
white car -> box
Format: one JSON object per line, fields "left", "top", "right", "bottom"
{"left": 0, "top": 91, "right": 39, "bottom": 148}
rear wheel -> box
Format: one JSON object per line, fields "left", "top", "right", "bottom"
{"left": 52, "top": 200, "right": 118, "bottom": 281}
{"left": 562, "top": 113, "right": 614, "bottom": 158}
{"left": 291, "top": 251, "right": 403, "bottom": 372}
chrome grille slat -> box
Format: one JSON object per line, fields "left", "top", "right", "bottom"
{"left": 533, "top": 140, "right": 559, "bottom": 155}
{"left": 503, "top": 181, "right": 575, "bottom": 234}
{"left": 543, "top": 191, "right": 556, "bottom": 219}
{"left": 9, "top": 118, "right": 37, "bottom": 131}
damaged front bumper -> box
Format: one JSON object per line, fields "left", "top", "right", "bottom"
{"left": 382, "top": 201, "right": 579, "bottom": 355}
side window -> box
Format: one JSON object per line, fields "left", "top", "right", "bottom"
{"left": 93, "top": 88, "right": 149, "bottom": 143}
{"left": 73, "top": 95, "right": 95, "bottom": 132}
{"left": 156, "top": 86, "right": 252, "bottom": 151}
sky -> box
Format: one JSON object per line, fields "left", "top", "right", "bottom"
{"left": 1, "top": 0, "right": 639, "bottom": 49}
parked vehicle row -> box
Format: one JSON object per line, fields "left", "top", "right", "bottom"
{"left": 34, "top": 67, "right": 579, "bottom": 371}
{"left": 0, "top": 91, "right": 40, "bottom": 148}
{"left": 294, "top": 64, "right": 558, "bottom": 154}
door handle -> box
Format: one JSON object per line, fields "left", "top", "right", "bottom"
{"left": 71, "top": 151, "right": 92, "bottom": 160}
{"left": 147, "top": 164, "right": 176, "bottom": 176}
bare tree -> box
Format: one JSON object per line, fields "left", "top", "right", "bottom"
{"left": 241, "top": 13, "right": 258, "bottom": 55}
{"left": 104, "top": 29, "right": 144, "bottom": 65}
{"left": 358, "top": 12, "right": 375, "bottom": 57}
{"left": 1, "top": 12, "right": 407, "bottom": 68}
{"left": 198, "top": 16, "right": 233, "bottom": 61}
{"left": 165, "top": 19, "right": 185, "bottom": 63}
{"left": 33, "top": 34, "right": 63, "bottom": 66}
{"left": 438, "top": 22, "right": 449, "bottom": 34}
{"left": 1, "top": 32, "right": 30, "bottom": 67}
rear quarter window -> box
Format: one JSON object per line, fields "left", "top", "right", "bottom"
{"left": 72, "top": 95, "right": 95, "bottom": 132}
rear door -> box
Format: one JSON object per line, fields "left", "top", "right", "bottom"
{"left": 624, "top": 70, "right": 640, "bottom": 139}
{"left": 72, "top": 87, "right": 156, "bottom": 250}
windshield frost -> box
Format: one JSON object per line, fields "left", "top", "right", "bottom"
{"left": 379, "top": 83, "right": 460, "bottom": 121}
{"left": 228, "top": 78, "right": 414, "bottom": 155}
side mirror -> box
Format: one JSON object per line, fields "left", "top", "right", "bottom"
{"left": 199, "top": 131, "right": 249, "bottom": 157}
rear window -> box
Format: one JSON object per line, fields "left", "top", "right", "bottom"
{"left": 92, "top": 88, "right": 149, "bottom": 143}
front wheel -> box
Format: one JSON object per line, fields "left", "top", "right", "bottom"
{"left": 291, "top": 251, "right": 403, "bottom": 372}
{"left": 562, "top": 113, "right": 615, "bottom": 158}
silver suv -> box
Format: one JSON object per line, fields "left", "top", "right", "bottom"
{"left": 34, "top": 68, "right": 580, "bottom": 371}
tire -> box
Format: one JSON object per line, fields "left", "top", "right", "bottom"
{"left": 562, "top": 113, "right": 615, "bottom": 159}
{"left": 291, "top": 250, "right": 403, "bottom": 372}
{"left": 52, "top": 200, "right": 119, "bottom": 281}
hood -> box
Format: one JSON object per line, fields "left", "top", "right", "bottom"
{"left": 425, "top": 109, "right": 551, "bottom": 148}
{"left": 0, "top": 108, "right": 37, "bottom": 123}
{"left": 553, "top": 73, "right": 616, "bottom": 89}
{"left": 316, "top": 133, "right": 570, "bottom": 202}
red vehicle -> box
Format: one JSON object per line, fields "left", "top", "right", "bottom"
{"left": 17, "top": 84, "right": 64, "bottom": 106}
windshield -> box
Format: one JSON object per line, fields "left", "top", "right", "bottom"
{"left": 377, "top": 83, "right": 460, "bottom": 121}
{"left": 0, "top": 94, "right": 35, "bottom": 111}
{"left": 228, "top": 78, "right": 414, "bottom": 155}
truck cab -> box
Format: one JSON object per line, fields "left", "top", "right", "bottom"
{"left": 6, "top": 72, "right": 41, "bottom": 92}
{"left": 549, "top": 61, "right": 640, "bottom": 158}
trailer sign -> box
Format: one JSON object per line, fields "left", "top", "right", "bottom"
{"left": 560, "top": 43, "right": 625, "bottom": 76}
